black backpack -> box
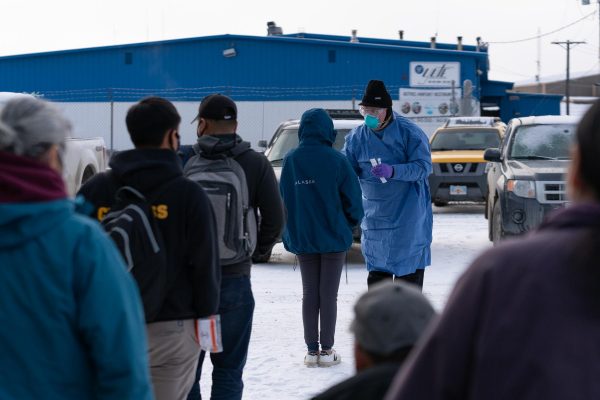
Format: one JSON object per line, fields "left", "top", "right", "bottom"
{"left": 101, "top": 175, "right": 175, "bottom": 322}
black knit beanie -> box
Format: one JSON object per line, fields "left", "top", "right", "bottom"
{"left": 359, "top": 80, "right": 393, "bottom": 108}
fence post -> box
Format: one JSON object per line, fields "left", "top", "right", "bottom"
{"left": 109, "top": 88, "right": 114, "bottom": 152}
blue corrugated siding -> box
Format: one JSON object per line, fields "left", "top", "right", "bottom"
{"left": 0, "top": 35, "right": 487, "bottom": 102}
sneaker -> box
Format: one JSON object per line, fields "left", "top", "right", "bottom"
{"left": 318, "top": 349, "right": 341, "bottom": 367}
{"left": 304, "top": 351, "right": 319, "bottom": 367}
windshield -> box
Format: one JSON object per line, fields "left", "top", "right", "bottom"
{"left": 430, "top": 129, "right": 501, "bottom": 151}
{"left": 509, "top": 124, "right": 575, "bottom": 160}
{"left": 266, "top": 128, "right": 352, "bottom": 164}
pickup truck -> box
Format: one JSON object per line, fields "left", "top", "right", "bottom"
{"left": 0, "top": 92, "right": 106, "bottom": 196}
{"left": 484, "top": 115, "right": 578, "bottom": 244}
{"left": 429, "top": 117, "right": 506, "bottom": 206}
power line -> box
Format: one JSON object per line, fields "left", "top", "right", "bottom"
{"left": 488, "top": 11, "right": 595, "bottom": 44}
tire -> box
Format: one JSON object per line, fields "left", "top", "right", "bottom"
{"left": 491, "top": 200, "right": 505, "bottom": 245}
{"left": 433, "top": 201, "right": 448, "bottom": 207}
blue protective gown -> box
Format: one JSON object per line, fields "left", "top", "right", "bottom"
{"left": 342, "top": 111, "right": 433, "bottom": 276}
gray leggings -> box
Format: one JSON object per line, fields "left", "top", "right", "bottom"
{"left": 298, "top": 252, "right": 345, "bottom": 351}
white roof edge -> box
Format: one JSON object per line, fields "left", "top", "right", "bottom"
{"left": 514, "top": 115, "right": 581, "bottom": 124}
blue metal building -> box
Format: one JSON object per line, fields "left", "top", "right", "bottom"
{"left": 0, "top": 31, "right": 559, "bottom": 118}
{"left": 0, "top": 30, "right": 563, "bottom": 150}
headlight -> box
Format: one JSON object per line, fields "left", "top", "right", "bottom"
{"left": 507, "top": 180, "right": 536, "bottom": 198}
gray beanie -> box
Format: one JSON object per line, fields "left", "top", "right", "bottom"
{"left": 351, "top": 281, "right": 436, "bottom": 356}
{"left": 0, "top": 96, "right": 72, "bottom": 158}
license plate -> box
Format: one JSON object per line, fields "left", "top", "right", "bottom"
{"left": 450, "top": 185, "right": 467, "bottom": 195}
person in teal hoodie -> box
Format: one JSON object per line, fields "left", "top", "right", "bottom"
{"left": 0, "top": 97, "right": 153, "bottom": 399}
{"left": 280, "top": 108, "right": 364, "bottom": 367}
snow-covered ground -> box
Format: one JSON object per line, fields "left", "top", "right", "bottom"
{"left": 199, "top": 204, "right": 491, "bottom": 399}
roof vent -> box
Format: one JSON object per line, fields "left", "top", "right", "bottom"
{"left": 399, "top": 30, "right": 404, "bottom": 40}
{"left": 267, "top": 21, "right": 283, "bottom": 36}
{"left": 457, "top": 36, "right": 463, "bottom": 51}
{"left": 430, "top": 36, "right": 436, "bottom": 49}
{"left": 351, "top": 30, "right": 359, "bottom": 43}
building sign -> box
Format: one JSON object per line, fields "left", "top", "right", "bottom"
{"left": 409, "top": 62, "right": 461, "bottom": 87}
{"left": 399, "top": 88, "right": 462, "bottom": 117}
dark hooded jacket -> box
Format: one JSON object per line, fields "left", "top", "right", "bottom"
{"left": 192, "top": 133, "right": 284, "bottom": 275}
{"left": 78, "top": 148, "right": 221, "bottom": 322}
{"left": 386, "top": 203, "right": 600, "bottom": 400}
{"left": 280, "top": 108, "right": 364, "bottom": 254}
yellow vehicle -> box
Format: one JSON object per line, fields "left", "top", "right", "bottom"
{"left": 428, "top": 117, "right": 506, "bottom": 206}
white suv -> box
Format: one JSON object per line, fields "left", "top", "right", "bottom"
{"left": 261, "top": 110, "right": 363, "bottom": 182}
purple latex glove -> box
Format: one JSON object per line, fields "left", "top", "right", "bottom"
{"left": 371, "top": 163, "right": 394, "bottom": 179}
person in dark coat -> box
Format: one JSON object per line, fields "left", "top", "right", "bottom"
{"left": 186, "top": 94, "right": 284, "bottom": 400}
{"left": 79, "top": 97, "right": 221, "bottom": 400}
{"left": 385, "top": 99, "right": 600, "bottom": 400}
{"left": 313, "top": 281, "right": 435, "bottom": 400}
{"left": 279, "top": 108, "right": 364, "bottom": 367}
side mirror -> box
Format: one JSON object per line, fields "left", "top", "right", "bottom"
{"left": 484, "top": 148, "right": 502, "bottom": 162}
{"left": 257, "top": 139, "right": 268, "bottom": 149}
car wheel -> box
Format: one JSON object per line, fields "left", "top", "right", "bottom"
{"left": 492, "top": 200, "right": 504, "bottom": 246}
{"left": 433, "top": 201, "right": 448, "bottom": 207}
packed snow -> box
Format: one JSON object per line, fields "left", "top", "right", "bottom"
{"left": 198, "top": 204, "right": 491, "bottom": 399}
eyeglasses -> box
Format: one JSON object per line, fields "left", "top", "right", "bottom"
{"left": 359, "top": 106, "right": 386, "bottom": 117}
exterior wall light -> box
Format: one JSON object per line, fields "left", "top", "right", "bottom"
{"left": 222, "top": 48, "right": 237, "bottom": 58}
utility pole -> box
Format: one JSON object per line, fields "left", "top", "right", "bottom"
{"left": 536, "top": 27, "right": 541, "bottom": 90}
{"left": 552, "top": 40, "right": 586, "bottom": 115}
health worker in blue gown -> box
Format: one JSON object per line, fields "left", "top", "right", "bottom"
{"left": 342, "top": 80, "right": 433, "bottom": 290}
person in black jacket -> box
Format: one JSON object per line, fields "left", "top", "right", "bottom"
{"left": 186, "top": 94, "right": 284, "bottom": 400}
{"left": 78, "top": 97, "right": 221, "bottom": 400}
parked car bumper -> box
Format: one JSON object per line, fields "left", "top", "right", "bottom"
{"left": 429, "top": 170, "right": 488, "bottom": 203}
{"left": 499, "top": 192, "right": 565, "bottom": 235}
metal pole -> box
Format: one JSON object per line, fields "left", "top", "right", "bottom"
{"left": 109, "top": 88, "right": 114, "bottom": 152}
{"left": 552, "top": 40, "right": 586, "bottom": 116}
{"left": 566, "top": 41, "right": 570, "bottom": 115}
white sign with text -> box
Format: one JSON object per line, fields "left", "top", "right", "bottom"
{"left": 409, "top": 62, "right": 461, "bottom": 87}
{"left": 399, "top": 88, "right": 462, "bottom": 117}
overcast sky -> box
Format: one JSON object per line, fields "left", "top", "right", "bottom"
{"left": 2, "top": 0, "right": 599, "bottom": 84}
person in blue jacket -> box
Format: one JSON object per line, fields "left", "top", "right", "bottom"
{"left": 0, "top": 97, "right": 153, "bottom": 400}
{"left": 280, "top": 108, "right": 364, "bottom": 367}
{"left": 342, "top": 80, "right": 433, "bottom": 290}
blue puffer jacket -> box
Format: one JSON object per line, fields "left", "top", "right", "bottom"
{"left": 0, "top": 200, "right": 153, "bottom": 400}
{"left": 280, "top": 108, "right": 364, "bottom": 255}
{"left": 342, "top": 112, "right": 433, "bottom": 276}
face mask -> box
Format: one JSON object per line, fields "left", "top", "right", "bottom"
{"left": 364, "top": 114, "right": 380, "bottom": 129}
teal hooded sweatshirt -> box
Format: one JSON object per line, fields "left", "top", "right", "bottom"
{"left": 280, "top": 108, "right": 364, "bottom": 254}
{"left": 0, "top": 150, "right": 152, "bottom": 400}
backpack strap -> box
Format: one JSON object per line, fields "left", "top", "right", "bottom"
{"left": 108, "top": 170, "right": 181, "bottom": 204}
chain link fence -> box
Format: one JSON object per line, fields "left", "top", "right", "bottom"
{"left": 39, "top": 86, "right": 480, "bottom": 151}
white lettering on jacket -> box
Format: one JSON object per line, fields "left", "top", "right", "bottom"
{"left": 295, "top": 179, "right": 316, "bottom": 185}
